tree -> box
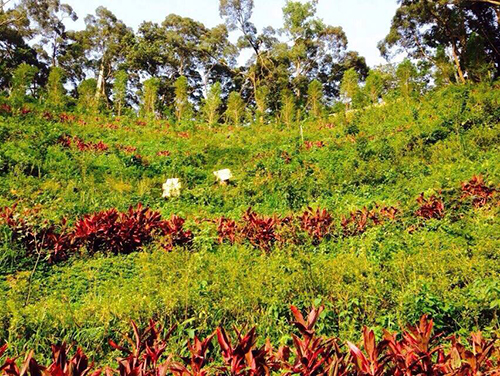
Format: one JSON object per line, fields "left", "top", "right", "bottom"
{"left": 281, "top": 0, "right": 348, "bottom": 100}
{"left": 130, "top": 15, "right": 235, "bottom": 108}
{"left": 0, "top": 1, "right": 42, "bottom": 90}
{"left": 364, "top": 69, "right": 385, "bottom": 104}
{"left": 10, "top": 62, "right": 38, "bottom": 105}
{"left": 254, "top": 85, "right": 269, "bottom": 124}
{"left": 113, "top": 70, "right": 127, "bottom": 116}
{"left": 396, "top": 58, "right": 419, "bottom": 99}
{"left": 174, "top": 75, "right": 192, "bottom": 122}
{"left": 379, "top": 0, "right": 500, "bottom": 82}
{"left": 219, "top": 0, "right": 259, "bottom": 59}
{"left": 46, "top": 65, "right": 65, "bottom": 108}
{"left": 77, "top": 78, "right": 98, "bottom": 113}
{"left": 219, "top": 0, "right": 279, "bottom": 103}
{"left": 80, "top": 7, "right": 134, "bottom": 101}
{"left": 202, "top": 82, "right": 222, "bottom": 126}
{"left": 141, "top": 77, "right": 159, "bottom": 118}
{"left": 20, "top": 0, "right": 77, "bottom": 67}
{"left": 280, "top": 89, "right": 296, "bottom": 127}
{"left": 306, "top": 79, "right": 323, "bottom": 118}
{"left": 225, "top": 91, "right": 245, "bottom": 125}
{"left": 339, "top": 68, "right": 359, "bottom": 110}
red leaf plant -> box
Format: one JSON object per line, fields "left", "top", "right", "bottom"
{"left": 415, "top": 194, "right": 445, "bottom": 220}
{"left": 0, "top": 104, "right": 12, "bottom": 115}
{"left": 241, "top": 208, "right": 280, "bottom": 253}
{"left": 59, "top": 135, "right": 109, "bottom": 152}
{"left": 341, "top": 208, "right": 380, "bottom": 237}
{"left": 109, "top": 320, "right": 176, "bottom": 376}
{"left": 161, "top": 215, "right": 193, "bottom": 252}
{"left": 1, "top": 310, "right": 500, "bottom": 376}
{"left": 304, "top": 141, "right": 325, "bottom": 150}
{"left": 169, "top": 333, "right": 215, "bottom": 376}
{"left": 216, "top": 327, "right": 282, "bottom": 376}
{"left": 383, "top": 314, "right": 444, "bottom": 375}
{"left": 117, "top": 145, "right": 138, "bottom": 154}
{"left": 216, "top": 217, "right": 239, "bottom": 245}
{"left": 0, "top": 205, "right": 73, "bottom": 263}
{"left": 72, "top": 204, "right": 166, "bottom": 255}
{"left": 347, "top": 327, "right": 389, "bottom": 376}
{"left": 0, "top": 343, "right": 99, "bottom": 376}
{"left": 299, "top": 207, "right": 334, "bottom": 244}
{"left": 461, "top": 175, "right": 496, "bottom": 208}
{"left": 287, "top": 305, "right": 350, "bottom": 376}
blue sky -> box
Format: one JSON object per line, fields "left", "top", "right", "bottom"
{"left": 63, "top": 0, "right": 399, "bottom": 67}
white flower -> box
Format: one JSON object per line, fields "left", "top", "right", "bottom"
{"left": 162, "top": 178, "right": 181, "bottom": 198}
{"left": 213, "top": 169, "right": 233, "bottom": 183}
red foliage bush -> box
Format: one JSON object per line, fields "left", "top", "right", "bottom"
{"left": 0, "top": 205, "right": 72, "bottom": 263}
{"left": 304, "top": 141, "right": 325, "bottom": 150}
{"left": 341, "top": 207, "right": 380, "bottom": 237}
{"left": 461, "top": 175, "right": 496, "bottom": 208}
{"left": 299, "top": 207, "right": 334, "bottom": 244}
{"left": 59, "top": 135, "right": 109, "bottom": 152}
{"left": 161, "top": 215, "right": 193, "bottom": 251}
{"left": 156, "top": 150, "right": 171, "bottom": 157}
{"left": 117, "top": 144, "right": 138, "bottom": 154}
{"left": 415, "top": 193, "right": 445, "bottom": 220}
{"left": 72, "top": 204, "right": 167, "bottom": 255}
{"left": 1, "top": 307, "right": 500, "bottom": 376}
{"left": 0, "top": 104, "right": 12, "bottom": 115}
{"left": 241, "top": 208, "right": 280, "bottom": 253}
{"left": 216, "top": 217, "right": 238, "bottom": 245}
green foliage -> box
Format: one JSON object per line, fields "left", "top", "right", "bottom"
{"left": 364, "top": 69, "right": 385, "bottom": 104}
{"left": 46, "top": 66, "right": 66, "bottom": 109}
{"left": 174, "top": 75, "right": 192, "bottom": 123}
{"left": 396, "top": 59, "right": 419, "bottom": 99}
{"left": 77, "top": 78, "right": 98, "bottom": 113}
{"left": 9, "top": 63, "right": 39, "bottom": 106}
{"left": 280, "top": 89, "right": 295, "bottom": 127}
{"left": 141, "top": 77, "right": 160, "bottom": 118}
{"left": 112, "top": 70, "right": 128, "bottom": 116}
{"left": 0, "top": 59, "right": 500, "bottom": 363}
{"left": 340, "top": 68, "right": 359, "bottom": 109}
{"left": 254, "top": 85, "right": 269, "bottom": 124}
{"left": 306, "top": 79, "right": 323, "bottom": 118}
{"left": 202, "top": 82, "right": 222, "bottom": 126}
{"left": 224, "top": 91, "right": 245, "bottom": 125}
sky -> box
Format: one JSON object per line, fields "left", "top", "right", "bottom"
{"left": 62, "top": 0, "right": 399, "bottom": 67}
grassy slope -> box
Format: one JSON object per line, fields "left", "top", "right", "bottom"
{"left": 0, "top": 84, "right": 499, "bottom": 363}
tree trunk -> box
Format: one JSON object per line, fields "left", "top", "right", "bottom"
{"left": 95, "top": 62, "right": 106, "bottom": 99}
{"left": 451, "top": 42, "right": 466, "bottom": 84}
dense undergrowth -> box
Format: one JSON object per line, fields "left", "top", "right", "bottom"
{"left": 0, "top": 84, "right": 499, "bottom": 366}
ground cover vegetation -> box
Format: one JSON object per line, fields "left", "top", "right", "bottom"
{"left": 0, "top": 0, "right": 499, "bottom": 373}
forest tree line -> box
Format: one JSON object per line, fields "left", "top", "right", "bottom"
{"left": 0, "top": 0, "right": 498, "bottom": 124}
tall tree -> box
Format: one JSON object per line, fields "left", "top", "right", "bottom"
{"left": 113, "top": 70, "right": 128, "bottom": 116}
{"left": 174, "top": 75, "right": 192, "bottom": 122}
{"left": 340, "top": 68, "right": 360, "bottom": 110}
{"left": 0, "top": 1, "right": 41, "bottom": 90}
{"left": 21, "top": 0, "right": 77, "bottom": 67}
{"left": 281, "top": 0, "right": 348, "bottom": 100}
{"left": 46, "top": 65, "right": 65, "bottom": 108}
{"left": 225, "top": 91, "right": 245, "bottom": 125}
{"left": 254, "top": 85, "right": 269, "bottom": 124}
{"left": 80, "top": 7, "right": 134, "bottom": 101}
{"left": 379, "top": 0, "right": 500, "bottom": 82}
{"left": 202, "top": 82, "right": 222, "bottom": 126}
{"left": 141, "top": 77, "right": 159, "bottom": 118}
{"left": 306, "top": 79, "right": 323, "bottom": 118}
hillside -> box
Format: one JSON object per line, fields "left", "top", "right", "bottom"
{"left": 0, "top": 84, "right": 498, "bottom": 369}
